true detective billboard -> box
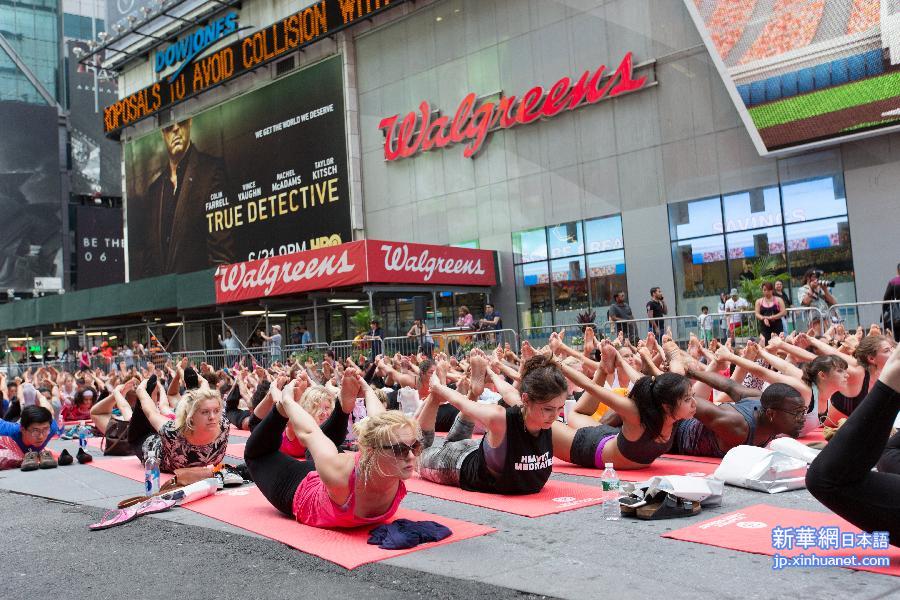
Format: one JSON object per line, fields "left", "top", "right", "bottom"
{"left": 124, "top": 55, "right": 350, "bottom": 280}
{"left": 684, "top": 0, "right": 900, "bottom": 156}
{"left": 76, "top": 205, "right": 125, "bottom": 289}
{"left": 0, "top": 101, "right": 63, "bottom": 291}
{"left": 66, "top": 40, "right": 122, "bottom": 196}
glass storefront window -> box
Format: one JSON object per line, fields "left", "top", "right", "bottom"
{"left": 725, "top": 226, "right": 787, "bottom": 290}
{"left": 547, "top": 221, "right": 584, "bottom": 259}
{"left": 672, "top": 236, "right": 728, "bottom": 317}
{"left": 515, "top": 262, "right": 552, "bottom": 329}
{"left": 550, "top": 257, "right": 589, "bottom": 323}
{"left": 588, "top": 250, "right": 626, "bottom": 319}
{"left": 722, "top": 186, "right": 782, "bottom": 233}
{"left": 785, "top": 216, "right": 855, "bottom": 304}
{"left": 668, "top": 197, "right": 722, "bottom": 240}
{"left": 512, "top": 228, "right": 548, "bottom": 263}
{"left": 781, "top": 176, "right": 848, "bottom": 224}
{"left": 584, "top": 215, "right": 624, "bottom": 253}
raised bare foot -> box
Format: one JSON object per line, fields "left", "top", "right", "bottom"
{"left": 468, "top": 354, "right": 488, "bottom": 401}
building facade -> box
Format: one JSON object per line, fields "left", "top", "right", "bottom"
{"left": 1, "top": 0, "right": 898, "bottom": 351}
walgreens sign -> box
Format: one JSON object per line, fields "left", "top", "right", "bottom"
{"left": 215, "top": 240, "right": 496, "bottom": 303}
{"left": 379, "top": 52, "right": 649, "bottom": 161}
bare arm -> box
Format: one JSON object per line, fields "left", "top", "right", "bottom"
{"left": 136, "top": 380, "right": 170, "bottom": 431}
{"left": 558, "top": 362, "right": 640, "bottom": 422}
{"left": 716, "top": 348, "right": 811, "bottom": 402}
{"left": 685, "top": 363, "right": 761, "bottom": 403}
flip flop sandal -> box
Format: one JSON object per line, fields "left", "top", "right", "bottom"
{"left": 89, "top": 506, "right": 140, "bottom": 531}
{"left": 135, "top": 496, "right": 176, "bottom": 516}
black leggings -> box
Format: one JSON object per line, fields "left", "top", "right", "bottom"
{"left": 806, "top": 381, "right": 900, "bottom": 544}
{"left": 244, "top": 403, "right": 350, "bottom": 516}
{"left": 877, "top": 430, "right": 900, "bottom": 475}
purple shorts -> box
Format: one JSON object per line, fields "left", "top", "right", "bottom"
{"left": 594, "top": 435, "right": 617, "bottom": 468}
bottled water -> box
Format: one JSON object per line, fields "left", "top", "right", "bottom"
{"left": 78, "top": 420, "right": 87, "bottom": 449}
{"left": 144, "top": 456, "right": 161, "bottom": 496}
{"left": 599, "top": 462, "right": 620, "bottom": 521}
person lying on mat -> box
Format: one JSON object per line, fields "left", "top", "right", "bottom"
{"left": 245, "top": 369, "right": 419, "bottom": 528}
{"left": 416, "top": 352, "right": 566, "bottom": 495}
{"left": 668, "top": 355, "right": 806, "bottom": 458}
{"left": 278, "top": 382, "right": 344, "bottom": 459}
{"left": 90, "top": 378, "right": 136, "bottom": 435}
{"left": 0, "top": 404, "right": 60, "bottom": 471}
{"left": 128, "top": 377, "right": 229, "bottom": 480}
{"left": 775, "top": 333, "right": 892, "bottom": 428}
{"left": 551, "top": 341, "right": 696, "bottom": 470}
{"left": 807, "top": 342, "right": 900, "bottom": 544}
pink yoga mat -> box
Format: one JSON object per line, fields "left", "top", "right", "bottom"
{"left": 797, "top": 428, "right": 826, "bottom": 444}
{"left": 229, "top": 426, "right": 251, "bottom": 438}
{"left": 226, "top": 443, "right": 245, "bottom": 460}
{"left": 404, "top": 476, "right": 603, "bottom": 517}
{"left": 660, "top": 454, "right": 722, "bottom": 465}
{"left": 552, "top": 458, "right": 717, "bottom": 480}
{"left": 87, "top": 456, "right": 495, "bottom": 569}
{"left": 663, "top": 504, "right": 899, "bottom": 577}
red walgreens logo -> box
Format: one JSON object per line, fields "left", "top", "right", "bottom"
{"left": 379, "top": 52, "right": 647, "bottom": 161}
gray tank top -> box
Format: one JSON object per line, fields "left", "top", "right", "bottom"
{"left": 616, "top": 425, "right": 676, "bottom": 464}
{"left": 673, "top": 398, "right": 770, "bottom": 458}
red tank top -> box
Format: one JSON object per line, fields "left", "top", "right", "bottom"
{"left": 291, "top": 454, "right": 406, "bottom": 528}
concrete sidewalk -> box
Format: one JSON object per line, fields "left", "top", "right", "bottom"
{"left": 1, "top": 436, "right": 897, "bottom": 600}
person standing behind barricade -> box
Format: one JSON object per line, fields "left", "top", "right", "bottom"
{"left": 218, "top": 329, "right": 241, "bottom": 361}
{"left": 717, "top": 292, "right": 728, "bottom": 342}
{"left": 406, "top": 319, "right": 433, "bottom": 357}
{"left": 645, "top": 287, "right": 667, "bottom": 337}
{"left": 478, "top": 303, "right": 502, "bottom": 331}
{"left": 724, "top": 288, "right": 749, "bottom": 342}
{"left": 608, "top": 291, "right": 636, "bottom": 343}
{"left": 773, "top": 280, "right": 792, "bottom": 333}
{"left": 365, "top": 320, "right": 384, "bottom": 361}
{"left": 300, "top": 325, "right": 312, "bottom": 348}
{"left": 754, "top": 282, "right": 786, "bottom": 343}
{"left": 883, "top": 263, "right": 900, "bottom": 342}
{"left": 798, "top": 268, "right": 837, "bottom": 326}
{"left": 259, "top": 325, "right": 283, "bottom": 364}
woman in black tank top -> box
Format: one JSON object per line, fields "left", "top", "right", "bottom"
{"left": 416, "top": 353, "right": 567, "bottom": 495}
{"left": 551, "top": 342, "right": 697, "bottom": 470}
{"left": 754, "top": 282, "right": 786, "bottom": 343}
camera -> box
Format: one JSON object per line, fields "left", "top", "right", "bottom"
{"left": 813, "top": 270, "right": 834, "bottom": 288}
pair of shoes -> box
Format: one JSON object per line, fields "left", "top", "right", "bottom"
{"left": 21, "top": 451, "right": 40, "bottom": 471}
{"left": 60, "top": 426, "right": 77, "bottom": 440}
{"left": 58, "top": 449, "right": 74, "bottom": 466}
{"left": 216, "top": 465, "right": 244, "bottom": 487}
{"left": 77, "top": 448, "right": 93, "bottom": 464}
{"left": 89, "top": 496, "right": 176, "bottom": 531}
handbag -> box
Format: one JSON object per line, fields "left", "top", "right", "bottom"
{"left": 101, "top": 418, "right": 132, "bottom": 456}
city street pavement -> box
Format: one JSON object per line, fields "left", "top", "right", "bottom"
{"left": 2, "top": 436, "right": 898, "bottom": 600}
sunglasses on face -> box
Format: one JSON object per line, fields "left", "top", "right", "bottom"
{"left": 380, "top": 440, "right": 424, "bottom": 458}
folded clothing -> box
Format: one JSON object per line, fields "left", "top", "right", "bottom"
{"left": 368, "top": 518, "right": 452, "bottom": 550}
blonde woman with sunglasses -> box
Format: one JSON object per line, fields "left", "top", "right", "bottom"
{"left": 245, "top": 368, "right": 421, "bottom": 528}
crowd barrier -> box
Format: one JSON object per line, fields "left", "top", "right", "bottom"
{"left": 5, "top": 299, "right": 895, "bottom": 375}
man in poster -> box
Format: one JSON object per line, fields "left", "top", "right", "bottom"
{"left": 130, "top": 118, "right": 232, "bottom": 278}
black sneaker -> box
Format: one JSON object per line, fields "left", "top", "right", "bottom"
{"left": 76, "top": 448, "right": 93, "bottom": 464}
{"left": 57, "top": 449, "right": 74, "bottom": 466}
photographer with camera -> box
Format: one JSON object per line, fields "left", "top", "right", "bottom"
{"left": 798, "top": 269, "right": 836, "bottom": 329}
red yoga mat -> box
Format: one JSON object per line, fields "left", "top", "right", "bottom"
{"left": 661, "top": 453, "right": 722, "bottom": 465}
{"left": 797, "top": 428, "right": 826, "bottom": 444}
{"left": 87, "top": 456, "right": 495, "bottom": 569}
{"left": 404, "top": 476, "right": 604, "bottom": 517}
{"left": 229, "top": 426, "right": 251, "bottom": 438}
{"left": 662, "top": 504, "right": 899, "bottom": 577}
{"left": 552, "top": 458, "right": 717, "bottom": 480}
{"left": 226, "top": 443, "right": 245, "bottom": 460}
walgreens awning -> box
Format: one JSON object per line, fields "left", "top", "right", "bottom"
{"left": 214, "top": 240, "right": 497, "bottom": 304}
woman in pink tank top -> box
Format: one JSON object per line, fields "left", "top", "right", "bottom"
{"left": 244, "top": 368, "right": 422, "bottom": 529}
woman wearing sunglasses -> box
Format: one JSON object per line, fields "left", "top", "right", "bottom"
{"left": 245, "top": 368, "right": 421, "bottom": 528}
{"left": 416, "top": 352, "right": 567, "bottom": 495}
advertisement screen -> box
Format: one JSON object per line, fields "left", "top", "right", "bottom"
{"left": 0, "top": 101, "right": 63, "bottom": 292}
{"left": 67, "top": 40, "right": 122, "bottom": 196}
{"left": 76, "top": 205, "right": 125, "bottom": 289}
{"left": 124, "top": 55, "right": 350, "bottom": 280}
{"left": 684, "top": 0, "right": 900, "bottom": 155}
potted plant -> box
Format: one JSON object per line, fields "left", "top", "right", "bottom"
{"left": 576, "top": 308, "right": 596, "bottom": 334}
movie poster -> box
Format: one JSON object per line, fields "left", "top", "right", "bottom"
{"left": 684, "top": 0, "right": 900, "bottom": 155}
{"left": 124, "top": 55, "right": 350, "bottom": 280}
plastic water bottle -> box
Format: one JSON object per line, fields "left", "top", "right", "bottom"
{"left": 600, "top": 463, "right": 620, "bottom": 521}
{"left": 78, "top": 420, "right": 87, "bottom": 450}
{"left": 563, "top": 397, "right": 576, "bottom": 424}
{"left": 144, "top": 456, "right": 161, "bottom": 496}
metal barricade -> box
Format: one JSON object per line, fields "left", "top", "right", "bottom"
{"left": 519, "top": 324, "right": 590, "bottom": 350}
{"left": 382, "top": 335, "right": 430, "bottom": 357}
{"left": 784, "top": 306, "right": 825, "bottom": 335}
{"left": 600, "top": 315, "right": 700, "bottom": 344}
{"left": 432, "top": 329, "right": 519, "bottom": 359}
{"left": 283, "top": 343, "right": 330, "bottom": 362}
{"left": 328, "top": 340, "right": 358, "bottom": 361}
{"left": 827, "top": 300, "right": 900, "bottom": 334}
{"left": 170, "top": 350, "right": 208, "bottom": 368}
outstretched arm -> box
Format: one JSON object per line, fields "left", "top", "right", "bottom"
{"left": 685, "top": 362, "right": 761, "bottom": 403}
